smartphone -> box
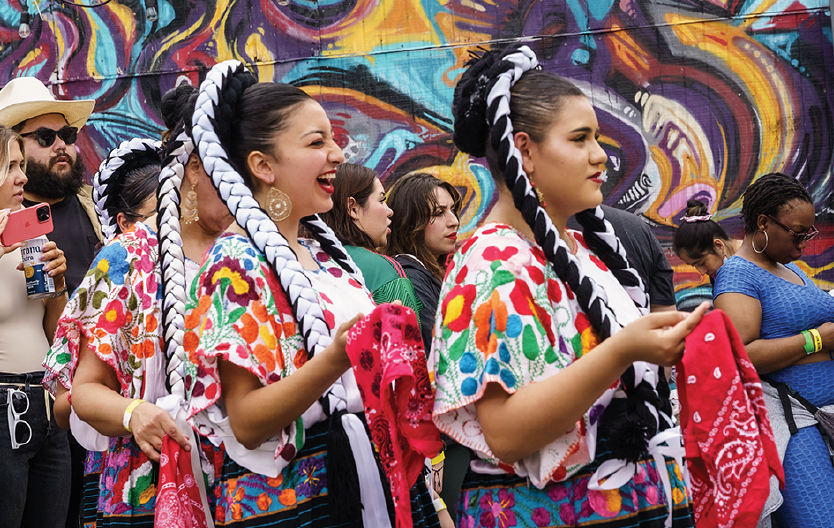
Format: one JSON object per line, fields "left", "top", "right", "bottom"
{"left": 0, "top": 204, "right": 54, "bottom": 247}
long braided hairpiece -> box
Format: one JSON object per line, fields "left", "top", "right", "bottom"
{"left": 93, "top": 138, "right": 162, "bottom": 243}
{"left": 157, "top": 119, "right": 196, "bottom": 395}
{"left": 455, "top": 44, "right": 665, "bottom": 461}
{"left": 190, "top": 60, "right": 362, "bottom": 360}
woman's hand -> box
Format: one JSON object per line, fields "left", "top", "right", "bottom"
{"left": 611, "top": 301, "right": 710, "bottom": 367}
{"left": 818, "top": 322, "right": 834, "bottom": 353}
{"left": 40, "top": 241, "right": 67, "bottom": 287}
{"left": 127, "top": 401, "right": 191, "bottom": 463}
{"left": 0, "top": 209, "right": 22, "bottom": 259}
{"left": 321, "top": 312, "right": 365, "bottom": 371}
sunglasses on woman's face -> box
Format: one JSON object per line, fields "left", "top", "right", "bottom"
{"left": 767, "top": 215, "right": 819, "bottom": 245}
{"left": 6, "top": 388, "right": 31, "bottom": 450}
{"left": 20, "top": 126, "right": 79, "bottom": 148}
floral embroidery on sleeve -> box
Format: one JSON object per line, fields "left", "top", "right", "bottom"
{"left": 43, "top": 223, "right": 162, "bottom": 399}
{"left": 430, "top": 223, "right": 600, "bottom": 487}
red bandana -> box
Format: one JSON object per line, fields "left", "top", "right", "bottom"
{"left": 346, "top": 303, "right": 444, "bottom": 528}
{"left": 154, "top": 435, "right": 208, "bottom": 528}
{"left": 678, "top": 309, "right": 783, "bottom": 528}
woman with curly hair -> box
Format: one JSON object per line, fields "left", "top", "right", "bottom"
{"left": 385, "top": 172, "right": 461, "bottom": 352}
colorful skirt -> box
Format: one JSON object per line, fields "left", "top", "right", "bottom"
{"left": 213, "top": 416, "right": 441, "bottom": 527}
{"left": 82, "top": 435, "right": 224, "bottom": 527}
{"left": 456, "top": 438, "right": 693, "bottom": 528}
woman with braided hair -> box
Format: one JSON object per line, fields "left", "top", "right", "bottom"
{"left": 42, "top": 81, "right": 233, "bottom": 525}
{"left": 431, "top": 44, "right": 708, "bottom": 526}
{"left": 714, "top": 172, "right": 834, "bottom": 527}
{"left": 41, "top": 137, "right": 195, "bottom": 527}
{"left": 183, "top": 61, "right": 441, "bottom": 526}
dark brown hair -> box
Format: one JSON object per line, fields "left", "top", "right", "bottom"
{"left": 672, "top": 199, "right": 732, "bottom": 259}
{"left": 319, "top": 163, "right": 378, "bottom": 249}
{"left": 384, "top": 172, "right": 461, "bottom": 280}
{"left": 226, "top": 83, "right": 313, "bottom": 189}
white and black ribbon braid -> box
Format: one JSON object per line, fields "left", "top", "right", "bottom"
{"left": 157, "top": 127, "right": 193, "bottom": 396}
{"left": 485, "top": 46, "right": 626, "bottom": 339}
{"left": 191, "top": 60, "right": 333, "bottom": 359}
{"left": 576, "top": 207, "right": 649, "bottom": 313}
{"left": 300, "top": 215, "right": 362, "bottom": 282}
{"left": 485, "top": 45, "right": 666, "bottom": 461}
{"left": 93, "top": 138, "right": 161, "bottom": 243}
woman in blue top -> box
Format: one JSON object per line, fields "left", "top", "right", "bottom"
{"left": 714, "top": 172, "right": 834, "bottom": 527}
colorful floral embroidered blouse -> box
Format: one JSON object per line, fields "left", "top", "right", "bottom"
{"left": 430, "top": 223, "right": 641, "bottom": 488}
{"left": 184, "top": 234, "right": 375, "bottom": 473}
{"left": 43, "top": 222, "right": 164, "bottom": 401}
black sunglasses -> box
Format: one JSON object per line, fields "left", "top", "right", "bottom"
{"left": 20, "top": 126, "right": 79, "bottom": 148}
{"left": 767, "top": 215, "right": 819, "bottom": 245}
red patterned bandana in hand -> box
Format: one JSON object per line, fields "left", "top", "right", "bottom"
{"left": 678, "top": 309, "right": 784, "bottom": 528}
{"left": 155, "top": 435, "right": 208, "bottom": 528}
{"left": 346, "top": 303, "right": 444, "bottom": 528}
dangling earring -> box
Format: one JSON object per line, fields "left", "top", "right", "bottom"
{"left": 752, "top": 230, "right": 769, "bottom": 254}
{"left": 181, "top": 181, "right": 199, "bottom": 225}
{"left": 266, "top": 187, "right": 292, "bottom": 222}
{"left": 530, "top": 180, "right": 547, "bottom": 208}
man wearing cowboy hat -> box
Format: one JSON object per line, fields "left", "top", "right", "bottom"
{"left": 0, "top": 77, "right": 102, "bottom": 297}
{"left": 0, "top": 76, "right": 101, "bottom": 528}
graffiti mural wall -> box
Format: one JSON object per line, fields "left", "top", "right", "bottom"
{"left": 1, "top": 0, "right": 832, "bottom": 300}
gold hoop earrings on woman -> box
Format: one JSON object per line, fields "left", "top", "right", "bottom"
{"left": 266, "top": 187, "right": 292, "bottom": 222}
{"left": 752, "top": 230, "right": 769, "bottom": 254}
{"left": 181, "top": 181, "right": 199, "bottom": 225}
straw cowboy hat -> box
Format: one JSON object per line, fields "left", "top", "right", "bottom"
{"left": 0, "top": 77, "right": 95, "bottom": 129}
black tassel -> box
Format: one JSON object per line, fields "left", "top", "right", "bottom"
{"left": 327, "top": 409, "right": 363, "bottom": 525}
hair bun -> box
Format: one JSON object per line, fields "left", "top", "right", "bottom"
{"left": 685, "top": 198, "right": 709, "bottom": 217}
{"left": 453, "top": 43, "right": 526, "bottom": 157}
{"left": 161, "top": 84, "right": 198, "bottom": 131}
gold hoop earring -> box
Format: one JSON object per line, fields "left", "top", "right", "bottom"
{"left": 181, "top": 181, "right": 199, "bottom": 225}
{"left": 266, "top": 187, "right": 292, "bottom": 222}
{"left": 752, "top": 230, "right": 769, "bottom": 254}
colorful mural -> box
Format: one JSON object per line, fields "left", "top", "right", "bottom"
{"left": 1, "top": 0, "right": 832, "bottom": 300}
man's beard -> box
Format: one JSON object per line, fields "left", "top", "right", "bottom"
{"left": 24, "top": 154, "right": 86, "bottom": 199}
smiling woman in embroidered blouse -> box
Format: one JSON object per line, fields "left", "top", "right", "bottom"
{"left": 182, "top": 62, "right": 440, "bottom": 527}
{"left": 431, "top": 44, "right": 708, "bottom": 527}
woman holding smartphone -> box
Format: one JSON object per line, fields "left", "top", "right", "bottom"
{"left": 0, "top": 124, "right": 70, "bottom": 526}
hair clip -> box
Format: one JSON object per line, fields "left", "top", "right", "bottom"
{"left": 682, "top": 214, "right": 713, "bottom": 223}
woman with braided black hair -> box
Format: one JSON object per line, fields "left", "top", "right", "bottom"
{"left": 41, "top": 138, "right": 201, "bottom": 526}
{"left": 42, "top": 84, "right": 234, "bottom": 525}
{"left": 431, "top": 44, "right": 708, "bottom": 526}
{"left": 714, "top": 172, "right": 834, "bottom": 527}
{"left": 183, "top": 61, "right": 441, "bottom": 527}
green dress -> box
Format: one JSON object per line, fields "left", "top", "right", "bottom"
{"left": 345, "top": 245, "right": 422, "bottom": 321}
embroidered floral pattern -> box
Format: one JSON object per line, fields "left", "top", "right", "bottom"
{"left": 185, "top": 234, "right": 376, "bottom": 515}
{"left": 459, "top": 458, "right": 690, "bottom": 527}
{"left": 44, "top": 222, "right": 161, "bottom": 398}
{"left": 432, "top": 223, "right": 632, "bottom": 485}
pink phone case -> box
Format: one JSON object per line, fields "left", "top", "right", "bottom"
{"left": 0, "top": 204, "right": 54, "bottom": 247}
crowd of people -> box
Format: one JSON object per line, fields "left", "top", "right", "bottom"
{"left": 0, "top": 43, "right": 830, "bottom": 528}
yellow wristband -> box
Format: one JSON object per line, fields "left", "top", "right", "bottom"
{"left": 809, "top": 328, "right": 823, "bottom": 353}
{"left": 123, "top": 399, "right": 144, "bottom": 433}
{"left": 432, "top": 497, "right": 447, "bottom": 512}
{"left": 431, "top": 451, "right": 446, "bottom": 466}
